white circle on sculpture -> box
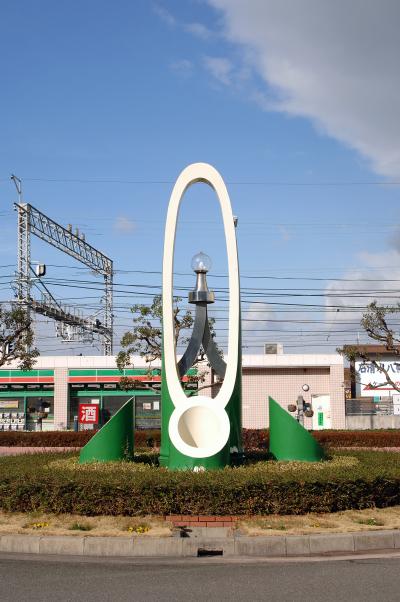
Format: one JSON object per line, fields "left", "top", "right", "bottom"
{"left": 191, "top": 252, "right": 212, "bottom": 273}
{"left": 168, "top": 397, "right": 230, "bottom": 458}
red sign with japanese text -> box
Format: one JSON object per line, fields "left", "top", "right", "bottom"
{"left": 78, "top": 403, "right": 99, "bottom": 424}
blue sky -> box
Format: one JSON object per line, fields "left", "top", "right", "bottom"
{"left": 1, "top": 1, "right": 399, "bottom": 355}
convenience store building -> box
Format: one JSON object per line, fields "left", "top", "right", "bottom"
{"left": 0, "top": 352, "right": 345, "bottom": 431}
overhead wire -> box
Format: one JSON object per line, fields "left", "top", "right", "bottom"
{"left": 3, "top": 176, "right": 400, "bottom": 186}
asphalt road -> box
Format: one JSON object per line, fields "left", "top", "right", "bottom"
{"left": 2, "top": 553, "right": 400, "bottom": 602}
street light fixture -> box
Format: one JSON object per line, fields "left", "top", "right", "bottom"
{"left": 288, "top": 383, "right": 314, "bottom": 424}
{"left": 177, "top": 252, "right": 225, "bottom": 379}
{"left": 191, "top": 251, "right": 212, "bottom": 273}
{"left": 189, "top": 252, "right": 215, "bottom": 304}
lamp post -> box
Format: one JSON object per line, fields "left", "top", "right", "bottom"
{"left": 288, "top": 384, "right": 314, "bottom": 426}
{"left": 177, "top": 252, "right": 226, "bottom": 380}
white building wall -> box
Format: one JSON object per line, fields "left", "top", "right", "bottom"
{"left": 241, "top": 354, "right": 344, "bottom": 429}
{"left": 53, "top": 367, "right": 69, "bottom": 430}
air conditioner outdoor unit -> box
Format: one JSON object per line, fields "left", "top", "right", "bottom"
{"left": 264, "top": 343, "right": 283, "bottom": 355}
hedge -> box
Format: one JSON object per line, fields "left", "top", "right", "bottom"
{"left": 1, "top": 450, "right": 400, "bottom": 516}
{"left": 1, "top": 429, "right": 400, "bottom": 449}
{"left": 0, "top": 430, "right": 161, "bottom": 448}
{"left": 242, "top": 429, "right": 400, "bottom": 449}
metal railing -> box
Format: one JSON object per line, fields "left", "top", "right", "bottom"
{"left": 345, "top": 398, "right": 394, "bottom": 416}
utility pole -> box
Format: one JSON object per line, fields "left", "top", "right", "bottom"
{"left": 12, "top": 175, "right": 31, "bottom": 309}
{"left": 12, "top": 178, "right": 114, "bottom": 355}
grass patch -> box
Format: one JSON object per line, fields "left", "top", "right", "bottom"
{"left": 2, "top": 507, "right": 399, "bottom": 537}
{"left": 355, "top": 517, "right": 385, "bottom": 527}
{"left": 0, "top": 511, "right": 168, "bottom": 536}
{"left": 69, "top": 521, "right": 93, "bottom": 531}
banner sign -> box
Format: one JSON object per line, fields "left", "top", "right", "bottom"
{"left": 0, "top": 400, "right": 19, "bottom": 409}
{"left": 356, "top": 360, "right": 400, "bottom": 396}
{"left": 78, "top": 403, "right": 99, "bottom": 424}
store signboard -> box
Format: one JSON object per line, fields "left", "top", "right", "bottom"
{"left": 0, "top": 400, "right": 19, "bottom": 409}
{"left": 78, "top": 403, "right": 99, "bottom": 424}
{"left": 356, "top": 360, "right": 400, "bottom": 397}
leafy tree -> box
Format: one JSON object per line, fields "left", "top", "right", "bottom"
{"left": 339, "top": 301, "right": 400, "bottom": 392}
{"left": 116, "top": 294, "right": 220, "bottom": 392}
{"left": 0, "top": 304, "right": 39, "bottom": 370}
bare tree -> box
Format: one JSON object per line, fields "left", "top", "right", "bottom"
{"left": 339, "top": 301, "right": 400, "bottom": 392}
{"left": 0, "top": 304, "right": 39, "bottom": 370}
{"left": 116, "top": 294, "right": 221, "bottom": 393}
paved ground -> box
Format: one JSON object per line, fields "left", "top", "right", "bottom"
{"left": 1, "top": 552, "right": 400, "bottom": 602}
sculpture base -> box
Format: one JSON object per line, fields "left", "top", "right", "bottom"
{"left": 159, "top": 442, "right": 230, "bottom": 470}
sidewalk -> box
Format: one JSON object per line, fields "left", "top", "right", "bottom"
{"left": 1, "top": 528, "right": 399, "bottom": 558}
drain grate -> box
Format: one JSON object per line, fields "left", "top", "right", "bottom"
{"left": 197, "top": 548, "right": 223, "bottom": 557}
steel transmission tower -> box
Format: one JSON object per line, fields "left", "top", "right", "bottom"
{"left": 13, "top": 182, "right": 114, "bottom": 355}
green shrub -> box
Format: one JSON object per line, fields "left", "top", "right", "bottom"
{"left": 0, "top": 430, "right": 161, "bottom": 448}
{"left": 0, "top": 431, "right": 93, "bottom": 447}
{"left": 312, "top": 429, "right": 400, "bottom": 448}
{"left": 242, "top": 429, "right": 400, "bottom": 449}
{"left": 0, "top": 450, "right": 400, "bottom": 517}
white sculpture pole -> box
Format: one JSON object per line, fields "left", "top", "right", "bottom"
{"left": 161, "top": 163, "right": 241, "bottom": 469}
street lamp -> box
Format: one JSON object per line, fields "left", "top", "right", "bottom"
{"left": 191, "top": 251, "right": 212, "bottom": 273}
{"left": 177, "top": 252, "right": 226, "bottom": 379}
{"left": 189, "top": 252, "right": 215, "bottom": 304}
{"left": 287, "top": 384, "right": 314, "bottom": 425}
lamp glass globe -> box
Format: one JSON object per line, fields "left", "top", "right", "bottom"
{"left": 191, "top": 252, "right": 212, "bottom": 273}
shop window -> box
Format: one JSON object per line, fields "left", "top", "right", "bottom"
{"left": 26, "top": 397, "right": 54, "bottom": 416}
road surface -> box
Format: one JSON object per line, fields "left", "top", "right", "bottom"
{"left": 1, "top": 552, "right": 400, "bottom": 601}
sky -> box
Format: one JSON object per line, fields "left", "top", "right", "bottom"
{"left": 1, "top": 0, "right": 400, "bottom": 356}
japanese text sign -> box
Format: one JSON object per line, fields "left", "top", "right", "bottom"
{"left": 79, "top": 403, "right": 99, "bottom": 424}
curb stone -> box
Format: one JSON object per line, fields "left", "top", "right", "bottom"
{"left": 0, "top": 530, "right": 399, "bottom": 558}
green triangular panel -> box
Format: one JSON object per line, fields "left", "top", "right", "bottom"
{"left": 269, "top": 397, "right": 325, "bottom": 462}
{"left": 79, "top": 397, "right": 134, "bottom": 464}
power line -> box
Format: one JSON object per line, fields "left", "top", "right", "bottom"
{"left": 5, "top": 176, "right": 400, "bottom": 186}
{"left": 41, "top": 265, "right": 400, "bottom": 283}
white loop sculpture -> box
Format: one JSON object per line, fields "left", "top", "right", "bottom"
{"left": 163, "top": 162, "right": 240, "bottom": 458}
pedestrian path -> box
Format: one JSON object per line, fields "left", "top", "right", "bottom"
{"left": 1, "top": 528, "right": 399, "bottom": 558}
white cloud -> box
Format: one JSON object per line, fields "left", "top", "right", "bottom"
{"left": 184, "top": 22, "right": 212, "bottom": 39}
{"left": 170, "top": 59, "right": 194, "bottom": 77}
{"left": 153, "top": 6, "right": 212, "bottom": 39}
{"left": 324, "top": 250, "right": 400, "bottom": 331}
{"left": 242, "top": 302, "right": 281, "bottom": 353}
{"left": 208, "top": 0, "right": 400, "bottom": 178}
{"left": 203, "top": 56, "right": 233, "bottom": 85}
{"left": 114, "top": 216, "right": 136, "bottom": 234}
{"left": 152, "top": 3, "right": 176, "bottom": 27}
